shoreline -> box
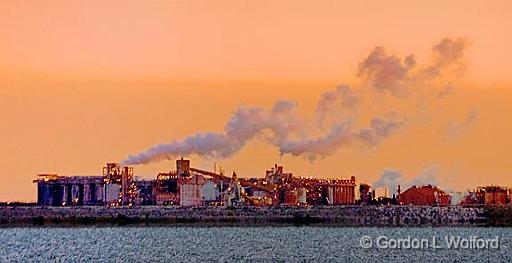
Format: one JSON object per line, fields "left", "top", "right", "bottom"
{"left": 2, "top": 205, "right": 509, "bottom": 228}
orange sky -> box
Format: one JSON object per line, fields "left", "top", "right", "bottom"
{"left": 0, "top": 0, "right": 511, "bottom": 201}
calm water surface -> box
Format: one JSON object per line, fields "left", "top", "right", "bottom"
{"left": 0, "top": 227, "right": 511, "bottom": 262}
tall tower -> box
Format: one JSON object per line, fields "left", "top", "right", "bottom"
{"left": 102, "top": 163, "right": 135, "bottom": 206}
{"left": 397, "top": 185, "right": 401, "bottom": 203}
{"left": 103, "top": 163, "right": 122, "bottom": 183}
{"left": 176, "top": 157, "right": 190, "bottom": 176}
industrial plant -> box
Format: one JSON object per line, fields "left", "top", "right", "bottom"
{"left": 34, "top": 158, "right": 512, "bottom": 208}
{"left": 358, "top": 183, "right": 512, "bottom": 206}
{"left": 34, "top": 158, "right": 356, "bottom": 207}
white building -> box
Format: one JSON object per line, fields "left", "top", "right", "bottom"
{"left": 180, "top": 174, "right": 206, "bottom": 206}
{"left": 105, "top": 184, "right": 121, "bottom": 205}
{"left": 201, "top": 180, "right": 219, "bottom": 202}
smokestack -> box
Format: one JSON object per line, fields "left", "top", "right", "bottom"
{"left": 397, "top": 185, "right": 401, "bottom": 203}
{"left": 176, "top": 157, "right": 190, "bottom": 177}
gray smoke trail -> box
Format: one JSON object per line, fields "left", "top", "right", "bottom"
{"left": 123, "top": 100, "right": 303, "bottom": 165}
{"left": 444, "top": 109, "right": 479, "bottom": 138}
{"left": 122, "top": 38, "right": 467, "bottom": 165}
{"left": 123, "top": 100, "right": 405, "bottom": 165}
{"left": 373, "top": 165, "right": 441, "bottom": 196}
{"left": 423, "top": 38, "right": 468, "bottom": 78}
{"left": 373, "top": 169, "right": 403, "bottom": 196}
{"left": 316, "top": 85, "right": 360, "bottom": 127}
{"left": 358, "top": 46, "right": 416, "bottom": 97}
{"left": 278, "top": 123, "right": 353, "bottom": 160}
{"left": 357, "top": 112, "right": 406, "bottom": 147}
{"left": 410, "top": 165, "right": 439, "bottom": 186}
{"left": 358, "top": 38, "right": 468, "bottom": 97}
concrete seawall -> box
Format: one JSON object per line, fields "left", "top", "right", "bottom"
{"left": 0, "top": 205, "right": 494, "bottom": 227}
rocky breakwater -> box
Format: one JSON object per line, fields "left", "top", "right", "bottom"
{"left": 0, "top": 205, "right": 491, "bottom": 227}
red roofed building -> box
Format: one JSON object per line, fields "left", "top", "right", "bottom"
{"left": 399, "top": 185, "right": 451, "bottom": 206}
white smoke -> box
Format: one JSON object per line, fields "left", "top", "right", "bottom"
{"left": 123, "top": 100, "right": 304, "bottom": 165}
{"left": 123, "top": 99, "right": 405, "bottom": 165}
{"left": 373, "top": 165, "right": 441, "bottom": 196}
{"left": 373, "top": 169, "right": 403, "bottom": 196}
{"left": 357, "top": 112, "right": 406, "bottom": 147}
{"left": 123, "top": 38, "right": 470, "bottom": 165}
{"left": 410, "top": 165, "right": 439, "bottom": 186}
{"left": 316, "top": 85, "right": 360, "bottom": 127}
{"left": 357, "top": 47, "right": 416, "bottom": 97}
{"left": 423, "top": 38, "right": 468, "bottom": 78}
{"left": 444, "top": 109, "right": 479, "bottom": 138}
{"left": 358, "top": 37, "right": 468, "bottom": 98}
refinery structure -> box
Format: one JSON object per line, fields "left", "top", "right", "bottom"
{"left": 34, "top": 158, "right": 512, "bottom": 207}
{"left": 34, "top": 158, "right": 356, "bottom": 207}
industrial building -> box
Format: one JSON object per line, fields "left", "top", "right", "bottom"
{"left": 34, "top": 163, "right": 137, "bottom": 206}
{"left": 359, "top": 183, "right": 372, "bottom": 204}
{"left": 35, "top": 175, "right": 105, "bottom": 206}
{"left": 255, "top": 164, "right": 356, "bottom": 206}
{"left": 179, "top": 174, "right": 207, "bottom": 206}
{"left": 462, "top": 186, "right": 511, "bottom": 205}
{"left": 153, "top": 171, "right": 179, "bottom": 205}
{"left": 399, "top": 185, "right": 451, "bottom": 206}
{"left": 34, "top": 158, "right": 357, "bottom": 207}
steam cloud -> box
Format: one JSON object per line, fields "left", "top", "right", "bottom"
{"left": 357, "top": 47, "right": 416, "bottom": 97}
{"left": 123, "top": 38, "right": 470, "bottom": 165}
{"left": 444, "top": 109, "right": 479, "bottom": 138}
{"left": 424, "top": 38, "right": 468, "bottom": 78}
{"left": 373, "top": 169, "right": 403, "bottom": 196}
{"left": 410, "top": 165, "right": 439, "bottom": 186}
{"left": 373, "top": 165, "right": 440, "bottom": 196}
{"left": 358, "top": 37, "right": 468, "bottom": 97}
{"left": 123, "top": 101, "right": 405, "bottom": 164}
{"left": 316, "top": 85, "right": 360, "bottom": 126}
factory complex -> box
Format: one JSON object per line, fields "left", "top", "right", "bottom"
{"left": 34, "top": 158, "right": 356, "bottom": 207}
{"left": 34, "top": 158, "right": 512, "bottom": 207}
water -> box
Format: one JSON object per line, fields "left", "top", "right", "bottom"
{"left": 0, "top": 227, "right": 511, "bottom": 262}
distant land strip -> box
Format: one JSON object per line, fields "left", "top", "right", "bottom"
{"left": 1, "top": 205, "right": 511, "bottom": 227}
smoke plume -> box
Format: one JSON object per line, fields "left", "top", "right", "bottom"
{"left": 358, "top": 37, "right": 468, "bottom": 98}
{"left": 357, "top": 112, "right": 406, "bottom": 147}
{"left": 410, "top": 165, "right": 439, "bottom": 186}
{"left": 358, "top": 47, "right": 416, "bottom": 97}
{"left": 373, "top": 169, "right": 403, "bottom": 196}
{"left": 316, "top": 85, "right": 360, "bottom": 127}
{"left": 373, "top": 165, "right": 441, "bottom": 196}
{"left": 123, "top": 38, "right": 470, "bottom": 165}
{"left": 423, "top": 38, "right": 468, "bottom": 78}
{"left": 444, "top": 109, "right": 479, "bottom": 138}
{"left": 123, "top": 101, "right": 304, "bottom": 165}
{"left": 123, "top": 100, "right": 405, "bottom": 165}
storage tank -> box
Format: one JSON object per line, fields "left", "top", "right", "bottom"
{"left": 297, "top": 188, "right": 307, "bottom": 204}
{"left": 105, "top": 184, "right": 121, "bottom": 205}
